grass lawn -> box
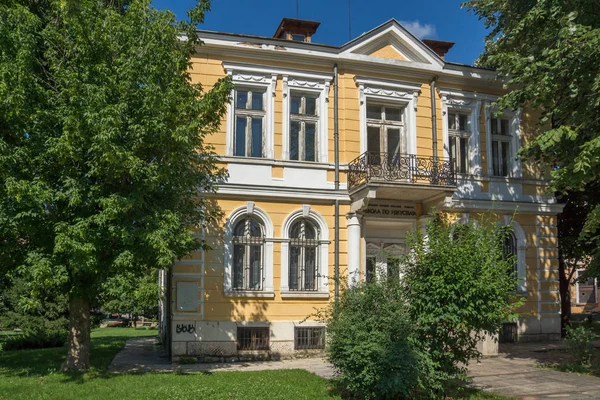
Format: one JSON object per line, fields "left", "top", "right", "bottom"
{"left": 0, "top": 327, "right": 511, "bottom": 400}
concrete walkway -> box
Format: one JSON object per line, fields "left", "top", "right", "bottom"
{"left": 109, "top": 337, "right": 600, "bottom": 399}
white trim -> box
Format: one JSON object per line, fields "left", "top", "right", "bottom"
{"left": 224, "top": 65, "right": 277, "bottom": 159}
{"left": 485, "top": 106, "right": 522, "bottom": 178}
{"left": 499, "top": 216, "right": 527, "bottom": 294}
{"left": 439, "top": 89, "right": 482, "bottom": 176}
{"left": 223, "top": 205, "right": 274, "bottom": 293}
{"left": 355, "top": 76, "right": 420, "bottom": 155}
{"left": 282, "top": 75, "right": 331, "bottom": 162}
{"left": 280, "top": 208, "right": 329, "bottom": 294}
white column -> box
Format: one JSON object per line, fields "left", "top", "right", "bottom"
{"left": 346, "top": 213, "right": 362, "bottom": 285}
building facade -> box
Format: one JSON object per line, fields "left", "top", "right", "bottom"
{"left": 163, "top": 18, "right": 564, "bottom": 360}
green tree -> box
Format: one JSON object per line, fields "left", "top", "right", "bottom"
{"left": 464, "top": 0, "right": 600, "bottom": 277}
{"left": 100, "top": 270, "right": 160, "bottom": 325}
{"left": 0, "top": 0, "right": 231, "bottom": 371}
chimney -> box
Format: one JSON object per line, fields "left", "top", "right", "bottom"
{"left": 273, "top": 18, "right": 320, "bottom": 43}
{"left": 422, "top": 39, "right": 455, "bottom": 60}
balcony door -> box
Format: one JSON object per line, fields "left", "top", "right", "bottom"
{"left": 366, "top": 103, "right": 406, "bottom": 165}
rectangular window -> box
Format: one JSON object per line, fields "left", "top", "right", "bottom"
{"left": 366, "top": 103, "right": 405, "bottom": 166}
{"left": 448, "top": 111, "right": 470, "bottom": 174}
{"left": 234, "top": 88, "right": 266, "bottom": 158}
{"left": 289, "top": 92, "right": 319, "bottom": 162}
{"left": 490, "top": 117, "right": 512, "bottom": 176}
{"left": 237, "top": 327, "right": 270, "bottom": 350}
{"left": 294, "top": 327, "right": 325, "bottom": 350}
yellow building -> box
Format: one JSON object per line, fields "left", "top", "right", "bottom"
{"left": 162, "top": 18, "right": 564, "bottom": 359}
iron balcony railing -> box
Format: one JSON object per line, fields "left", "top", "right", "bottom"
{"left": 347, "top": 152, "right": 456, "bottom": 189}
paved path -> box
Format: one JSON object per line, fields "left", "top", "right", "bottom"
{"left": 110, "top": 337, "right": 600, "bottom": 399}
{"left": 468, "top": 342, "right": 600, "bottom": 399}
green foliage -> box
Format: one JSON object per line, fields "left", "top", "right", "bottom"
{"left": 99, "top": 269, "right": 159, "bottom": 318}
{"left": 565, "top": 325, "right": 597, "bottom": 366}
{"left": 1, "top": 330, "right": 67, "bottom": 351}
{"left": 178, "top": 356, "right": 196, "bottom": 365}
{"left": 324, "top": 281, "right": 429, "bottom": 399}
{"left": 0, "top": 277, "right": 68, "bottom": 335}
{"left": 403, "top": 215, "right": 522, "bottom": 384}
{"left": 0, "top": 0, "right": 231, "bottom": 368}
{"left": 463, "top": 0, "right": 600, "bottom": 277}
{"left": 322, "top": 215, "right": 519, "bottom": 398}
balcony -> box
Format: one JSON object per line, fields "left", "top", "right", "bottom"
{"left": 347, "top": 152, "right": 457, "bottom": 203}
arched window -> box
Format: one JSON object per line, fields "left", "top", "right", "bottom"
{"left": 232, "top": 217, "right": 264, "bottom": 290}
{"left": 289, "top": 219, "right": 320, "bottom": 291}
{"left": 502, "top": 231, "right": 518, "bottom": 278}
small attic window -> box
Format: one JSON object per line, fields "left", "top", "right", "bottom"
{"left": 292, "top": 34, "right": 306, "bottom": 42}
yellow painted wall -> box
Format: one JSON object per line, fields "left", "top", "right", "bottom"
{"left": 369, "top": 44, "right": 407, "bottom": 61}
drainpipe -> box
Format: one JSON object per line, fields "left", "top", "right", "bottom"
{"left": 334, "top": 63, "right": 340, "bottom": 305}
{"left": 430, "top": 76, "right": 438, "bottom": 159}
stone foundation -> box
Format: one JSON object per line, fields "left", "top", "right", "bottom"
{"left": 517, "top": 316, "right": 561, "bottom": 342}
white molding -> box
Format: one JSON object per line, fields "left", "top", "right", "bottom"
{"left": 354, "top": 76, "right": 420, "bottom": 155}
{"left": 224, "top": 291, "right": 275, "bottom": 299}
{"left": 223, "top": 205, "right": 274, "bottom": 293}
{"left": 280, "top": 292, "right": 330, "bottom": 299}
{"left": 282, "top": 74, "right": 331, "bottom": 162}
{"left": 439, "top": 88, "right": 483, "bottom": 176}
{"left": 485, "top": 106, "right": 523, "bottom": 179}
{"left": 443, "top": 197, "right": 565, "bottom": 214}
{"left": 280, "top": 208, "right": 330, "bottom": 293}
{"left": 499, "top": 216, "right": 527, "bottom": 294}
{"left": 223, "top": 65, "right": 277, "bottom": 159}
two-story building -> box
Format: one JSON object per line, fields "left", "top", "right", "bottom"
{"left": 161, "top": 18, "right": 564, "bottom": 360}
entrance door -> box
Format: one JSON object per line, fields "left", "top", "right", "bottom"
{"left": 366, "top": 242, "right": 405, "bottom": 282}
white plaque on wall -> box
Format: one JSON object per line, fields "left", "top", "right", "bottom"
{"left": 176, "top": 281, "right": 198, "bottom": 312}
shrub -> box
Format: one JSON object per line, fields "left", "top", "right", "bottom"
{"left": 402, "top": 215, "right": 522, "bottom": 386}
{"left": 565, "top": 325, "right": 597, "bottom": 366}
{"left": 324, "top": 280, "right": 431, "bottom": 399}
{"left": 2, "top": 329, "right": 67, "bottom": 351}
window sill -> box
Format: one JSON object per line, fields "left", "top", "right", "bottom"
{"left": 280, "top": 291, "right": 330, "bottom": 299}
{"left": 225, "top": 290, "right": 275, "bottom": 299}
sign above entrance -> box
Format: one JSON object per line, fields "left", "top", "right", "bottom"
{"left": 364, "top": 202, "right": 417, "bottom": 218}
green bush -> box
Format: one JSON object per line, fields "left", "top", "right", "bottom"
{"left": 325, "top": 281, "right": 431, "bottom": 399}
{"left": 1, "top": 329, "right": 67, "bottom": 351}
{"left": 402, "top": 215, "right": 521, "bottom": 385}
{"left": 565, "top": 325, "right": 597, "bottom": 366}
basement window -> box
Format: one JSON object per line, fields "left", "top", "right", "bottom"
{"left": 294, "top": 327, "right": 325, "bottom": 350}
{"left": 237, "top": 327, "right": 270, "bottom": 350}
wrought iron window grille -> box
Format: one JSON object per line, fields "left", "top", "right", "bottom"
{"left": 237, "top": 327, "right": 270, "bottom": 350}
{"left": 294, "top": 327, "right": 325, "bottom": 350}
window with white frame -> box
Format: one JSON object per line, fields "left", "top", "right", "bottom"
{"left": 224, "top": 204, "right": 275, "bottom": 297}
{"left": 289, "top": 92, "right": 319, "bottom": 162}
{"left": 490, "top": 116, "right": 512, "bottom": 177}
{"left": 232, "top": 217, "right": 264, "bottom": 290}
{"left": 283, "top": 74, "right": 331, "bottom": 163}
{"left": 448, "top": 111, "right": 471, "bottom": 174}
{"left": 366, "top": 102, "right": 406, "bottom": 165}
{"left": 497, "top": 218, "right": 527, "bottom": 294}
{"left": 280, "top": 208, "right": 329, "bottom": 296}
{"left": 289, "top": 218, "right": 320, "bottom": 291}
{"left": 576, "top": 270, "right": 597, "bottom": 305}
{"left": 234, "top": 88, "right": 266, "bottom": 158}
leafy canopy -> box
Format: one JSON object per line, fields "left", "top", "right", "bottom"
{"left": 0, "top": 0, "right": 232, "bottom": 301}
{"left": 464, "top": 0, "right": 600, "bottom": 275}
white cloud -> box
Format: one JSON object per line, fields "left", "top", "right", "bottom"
{"left": 399, "top": 20, "right": 436, "bottom": 39}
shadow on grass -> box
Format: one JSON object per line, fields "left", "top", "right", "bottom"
{"left": 0, "top": 331, "right": 157, "bottom": 380}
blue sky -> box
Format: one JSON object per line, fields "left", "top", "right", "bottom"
{"left": 152, "top": 0, "right": 489, "bottom": 65}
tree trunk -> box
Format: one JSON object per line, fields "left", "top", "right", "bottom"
{"left": 62, "top": 295, "right": 91, "bottom": 372}
{"left": 558, "top": 256, "right": 572, "bottom": 338}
